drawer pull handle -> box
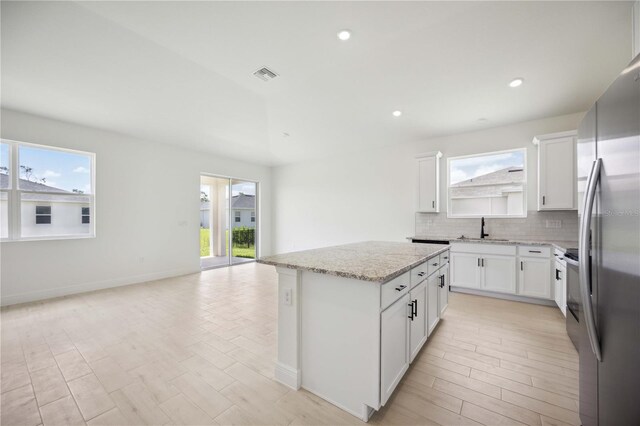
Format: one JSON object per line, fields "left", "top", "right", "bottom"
{"left": 432, "top": 262, "right": 438, "bottom": 266}
{"left": 529, "top": 250, "right": 542, "bottom": 253}
{"left": 395, "top": 285, "right": 407, "bottom": 291}
{"left": 417, "top": 272, "right": 425, "bottom": 277}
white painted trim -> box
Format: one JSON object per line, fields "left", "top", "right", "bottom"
{"left": 1, "top": 266, "right": 199, "bottom": 306}
{"left": 450, "top": 286, "right": 555, "bottom": 306}
{"left": 415, "top": 151, "right": 442, "bottom": 159}
{"left": 531, "top": 130, "right": 577, "bottom": 145}
{"left": 274, "top": 362, "right": 301, "bottom": 390}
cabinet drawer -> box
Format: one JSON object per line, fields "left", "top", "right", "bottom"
{"left": 440, "top": 250, "right": 450, "bottom": 265}
{"left": 427, "top": 256, "right": 442, "bottom": 276}
{"left": 410, "top": 261, "right": 429, "bottom": 288}
{"left": 518, "top": 246, "right": 551, "bottom": 258}
{"left": 382, "top": 271, "right": 411, "bottom": 310}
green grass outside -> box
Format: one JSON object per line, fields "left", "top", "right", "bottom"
{"left": 200, "top": 228, "right": 255, "bottom": 259}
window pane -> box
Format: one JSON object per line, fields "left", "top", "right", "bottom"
{"left": 82, "top": 216, "right": 90, "bottom": 224}
{"left": 82, "top": 207, "right": 90, "bottom": 215}
{"left": 35, "top": 215, "right": 51, "bottom": 224}
{"left": 0, "top": 143, "right": 9, "bottom": 189}
{"left": 449, "top": 150, "right": 525, "bottom": 217}
{"left": 21, "top": 193, "right": 92, "bottom": 238}
{"left": 18, "top": 145, "right": 92, "bottom": 194}
{"left": 35, "top": 205, "right": 51, "bottom": 215}
{"left": 0, "top": 191, "right": 7, "bottom": 238}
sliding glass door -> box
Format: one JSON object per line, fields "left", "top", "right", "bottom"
{"left": 200, "top": 174, "right": 257, "bottom": 270}
{"left": 230, "top": 179, "right": 257, "bottom": 265}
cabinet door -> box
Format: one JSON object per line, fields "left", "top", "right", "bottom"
{"left": 518, "top": 257, "right": 551, "bottom": 299}
{"left": 409, "top": 281, "right": 427, "bottom": 362}
{"left": 427, "top": 274, "right": 440, "bottom": 336}
{"left": 554, "top": 263, "right": 567, "bottom": 316}
{"left": 481, "top": 255, "right": 516, "bottom": 294}
{"left": 450, "top": 253, "right": 480, "bottom": 288}
{"left": 439, "top": 265, "right": 449, "bottom": 316}
{"left": 539, "top": 137, "right": 575, "bottom": 210}
{"left": 418, "top": 157, "right": 438, "bottom": 212}
{"left": 380, "top": 293, "right": 410, "bottom": 405}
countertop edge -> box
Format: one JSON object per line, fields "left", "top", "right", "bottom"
{"left": 258, "top": 245, "right": 449, "bottom": 283}
{"left": 407, "top": 236, "right": 577, "bottom": 252}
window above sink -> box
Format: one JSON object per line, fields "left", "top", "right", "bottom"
{"left": 447, "top": 148, "right": 527, "bottom": 219}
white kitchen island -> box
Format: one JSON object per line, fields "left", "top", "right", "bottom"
{"left": 257, "top": 241, "right": 450, "bottom": 421}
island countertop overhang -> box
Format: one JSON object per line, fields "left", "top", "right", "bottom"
{"left": 257, "top": 241, "right": 449, "bottom": 283}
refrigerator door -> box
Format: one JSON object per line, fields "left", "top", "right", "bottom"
{"left": 577, "top": 104, "right": 600, "bottom": 426}
{"left": 594, "top": 54, "right": 640, "bottom": 425}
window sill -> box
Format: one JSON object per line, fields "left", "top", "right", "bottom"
{"left": 1, "top": 234, "right": 96, "bottom": 243}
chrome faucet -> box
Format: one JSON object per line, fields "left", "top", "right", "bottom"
{"left": 480, "top": 217, "right": 489, "bottom": 239}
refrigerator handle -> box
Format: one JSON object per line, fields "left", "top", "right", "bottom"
{"left": 580, "top": 158, "right": 602, "bottom": 362}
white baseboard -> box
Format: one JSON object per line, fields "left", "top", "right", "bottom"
{"left": 1, "top": 266, "right": 199, "bottom": 307}
{"left": 274, "top": 362, "right": 300, "bottom": 390}
{"left": 451, "top": 286, "right": 556, "bottom": 307}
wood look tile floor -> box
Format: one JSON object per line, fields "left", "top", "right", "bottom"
{"left": 1, "top": 263, "right": 579, "bottom": 426}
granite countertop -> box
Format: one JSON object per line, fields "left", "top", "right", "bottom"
{"left": 407, "top": 235, "right": 578, "bottom": 253}
{"left": 257, "top": 241, "right": 449, "bottom": 283}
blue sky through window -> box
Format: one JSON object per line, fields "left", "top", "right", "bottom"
{"left": 450, "top": 150, "right": 524, "bottom": 185}
{"left": 18, "top": 145, "right": 92, "bottom": 193}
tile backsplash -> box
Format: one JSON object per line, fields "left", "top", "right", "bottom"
{"left": 415, "top": 210, "right": 579, "bottom": 242}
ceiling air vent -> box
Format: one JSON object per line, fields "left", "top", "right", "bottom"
{"left": 253, "top": 67, "right": 279, "bottom": 82}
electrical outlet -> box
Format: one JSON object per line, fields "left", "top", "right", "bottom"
{"left": 283, "top": 288, "right": 292, "bottom": 306}
{"left": 545, "top": 220, "right": 562, "bottom": 229}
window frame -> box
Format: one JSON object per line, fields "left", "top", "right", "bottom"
{"left": 446, "top": 148, "right": 527, "bottom": 219}
{"left": 250, "top": 211, "right": 255, "bottom": 223}
{"left": 1, "top": 139, "right": 96, "bottom": 242}
{"left": 35, "top": 205, "right": 52, "bottom": 224}
{"left": 234, "top": 211, "right": 241, "bottom": 223}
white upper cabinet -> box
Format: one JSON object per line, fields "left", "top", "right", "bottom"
{"left": 416, "top": 151, "right": 442, "bottom": 212}
{"left": 533, "top": 131, "right": 577, "bottom": 210}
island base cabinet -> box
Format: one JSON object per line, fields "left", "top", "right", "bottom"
{"left": 427, "top": 274, "right": 440, "bottom": 336}
{"left": 518, "top": 257, "right": 551, "bottom": 298}
{"left": 439, "top": 264, "right": 449, "bottom": 316}
{"left": 409, "top": 281, "right": 427, "bottom": 362}
{"left": 380, "top": 293, "right": 410, "bottom": 406}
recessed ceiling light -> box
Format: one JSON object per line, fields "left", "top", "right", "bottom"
{"left": 337, "top": 30, "right": 351, "bottom": 41}
{"left": 509, "top": 78, "right": 524, "bottom": 88}
{"left": 392, "top": 110, "right": 402, "bottom": 117}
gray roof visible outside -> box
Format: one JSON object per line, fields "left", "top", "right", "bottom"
{"left": 451, "top": 167, "right": 524, "bottom": 199}
{"left": 231, "top": 193, "right": 255, "bottom": 209}
{"left": 452, "top": 167, "right": 524, "bottom": 187}
{"left": 0, "top": 174, "right": 91, "bottom": 202}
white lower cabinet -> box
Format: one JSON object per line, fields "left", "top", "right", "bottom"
{"left": 518, "top": 257, "right": 552, "bottom": 299}
{"left": 482, "top": 255, "right": 516, "bottom": 293}
{"left": 450, "top": 252, "right": 480, "bottom": 288}
{"left": 408, "top": 281, "right": 427, "bottom": 362}
{"left": 380, "top": 293, "right": 410, "bottom": 405}
{"left": 438, "top": 264, "right": 449, "bottom": 316}
{"left": 450, "top": 242, "right": 552, "bottom": 302}
{"left": 427, "top": 273, "right": 440, "bottom": 336}
{"left": 554, "top": 262, "right": 567, "bottom": 316}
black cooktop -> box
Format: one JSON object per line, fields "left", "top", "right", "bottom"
{"left": 565, "top": 248, "right": 579, "bottom": 261}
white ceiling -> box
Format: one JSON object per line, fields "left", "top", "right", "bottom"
{"left": 1, "top": 1, "right": 633, "bottom": 166}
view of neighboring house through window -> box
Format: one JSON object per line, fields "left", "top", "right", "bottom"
{"left": 0, "top": 140, "right": 95, "bottom": 240}
{"left": 35, "top": 206, "right": 52, "bottom": 224}
{"left": 447, "top": 149, "right": 526, "bottom": 217}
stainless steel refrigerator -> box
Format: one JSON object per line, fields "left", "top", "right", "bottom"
{"left": 576, "top": 53, "right": 640, "bottom": 426}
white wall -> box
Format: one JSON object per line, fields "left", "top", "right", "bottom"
{"left": 0, "top": 109, "right": 271, "bottom": 305}
{"left": 272, "top": 112, "right": 584, "bottom": 253}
